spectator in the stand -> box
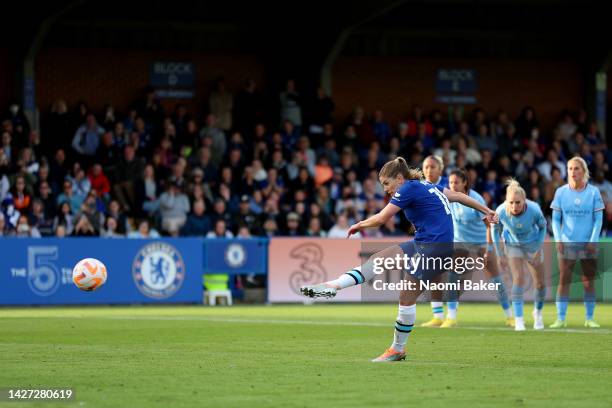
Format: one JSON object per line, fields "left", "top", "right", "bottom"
{"left": 474, "top": 123, "right": 498, "bottom": 154}
{"left": 407, "top": 105, "right": 433, "bottom": 138}
{"left": 56, "top": 178, "right": 83, "bottom": 214}
{"left": 128, "top": 220, "right": 161, "bottom": 239}
{"left": 537, "top": 149, "right": 566, "bottom": 182}
{"left": 106, "top": 199, "right": 129, "bottom": 235}
{"left": 262, "top": 217, "right": 278, "bottom": 237}
{"left": 69, "top": 165, "right": 91, "bottom": 199}
{"left": 349, "top": 106, "right": 374, "bottom": 145}
{"left": 53, "top": 201, "right": 74, "bottom": 235}
{"left": 45, "top": 99, "right": 72, "bottom": 152}
{"left": 135, "top": 164, "right": 161, "bottom": 217}
{"left": 209, "top": 77, "right": 233, "bottom": 131}
{"left": 114, "top": 145, "right": 145, "bottom": 213}
{"left": 328, "top": 212, "right": 361, "bottom": 238}
{"left": 6, "top": 102, "right": 31, "bottom": 145}
{"left": 372, "top": 110, "right": 392, "bottom": 145}
{"left": 49, "top": 149, "right": 68, "bottom": 189}
{"left": 199, "top": 114, "right": 226, "bottom": 166}
{"left": 557, "top": 110, "right": 576, "bottom": 142}
{"left": 101, "top": 217, "right": 124, "bottom": 238}
{"left": 233, "top": 78, "right": 262, "bottom": 133}
{"left": 306, "top": 217, "right": 326, "bottom": 237}
{"left": 282, "top": 212, "right": 304, "bottom": 236}
{"left": 159, "top": 179, "right": 190, "bottom": 236}
{"left": 71, "top": 113, "right": 104, "bottom": 158}
{"left": 190, "top": 147, "right": 218, "bottom": 184}
{"left": 36, "top": 181, "right": 56, "bottom": 219}
{"left": 206, "top": 218, "right": 234, "bottom": 238}
{"left": 280, "top": 79, "right": 302, "bottom": 130}
{"left": 210, "top": 197, "right": 233, "bottom": 229}
{"left": 15, "top": 214, "right": 40, "bottom": 238}
{"left": 11, "top": 175, "right": 32, "bottom": 212}
{"left": 28, "top": 198, "right": 53, "bottom": 237}
{"left": 232, "top": 195, "right": 261, "bottom": 235}
{"left": 88, "top": 164, "right": 111, "bottom": 202}
{"left": 515, "top": 106, "right": 539, "bottom": 140}
{"left": 181, "top": 198, "right": 211, "bottom": 236}
{"left": 544, "top": 167, "right": 565, "bottom": 206}
{"left": 1, "top": 131, "right": 13, "bottom": 163}
{"left": 308, "top": 87, "right": 334, "bottom": 134}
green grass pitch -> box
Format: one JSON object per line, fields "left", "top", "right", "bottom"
{"left": 1, "top": 303, "right": 611, "bottom": 408}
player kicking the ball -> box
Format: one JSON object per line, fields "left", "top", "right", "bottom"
{"left": 300, "top": 157, "right": 497, "bottom": 361}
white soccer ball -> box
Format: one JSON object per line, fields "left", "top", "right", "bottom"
{"left": 72, "top": 258, "right": 107, "bottom": 291}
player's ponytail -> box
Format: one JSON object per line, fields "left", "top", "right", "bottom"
{"left": 379, "top": 157, "right": 423, "bottom": 180}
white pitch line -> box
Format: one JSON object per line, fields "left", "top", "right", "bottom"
{"left": 100, "top": 315, "right": 612, "bottom": 335}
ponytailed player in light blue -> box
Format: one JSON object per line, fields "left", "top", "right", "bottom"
{"left": 440, "top": 169, "right": 513, "bottom": 328}
{"left": 492, "top": 179, "right": 547, "bottom": 331}
{"left": 300, "top": 157, "right": 498, "bottom": 362}
{"left": 550, "top": 157, "right": 604, "bottom": 329}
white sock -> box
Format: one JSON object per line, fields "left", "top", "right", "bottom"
{"left": 503, "top": 308, "right": 513, "bottom": 318}
{"left": 515, "top": 316, "right": 525, "bottom": 325}
{"left": 392, "top": 304, "right": 416, "bottom": 352}
{"left": 328, "top": 265, "right": 373, "bottom": 289}
{"left": 533, "top": 308, "right": 542, "bottom": 318}
{"left": 447, "top": 307, "right": 457, "bottom": 320}
{"left": 431, "top": 302, "right": 444, "bottom": 319}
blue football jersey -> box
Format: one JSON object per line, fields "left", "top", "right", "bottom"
{"left": 389, "top": 180, "right": 454, "bottom": 243}
{"left": 450, "top": 189, "right": 487, "bottom": 243}
{"left": 550, "top": 184, "right": 605, "bottom": 242}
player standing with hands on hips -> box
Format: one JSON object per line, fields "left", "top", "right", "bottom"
{"left": 549, "top": 157, "right": 604, "bottom": 328}
{"left": 300, "top": 157, "right": 498, "bottom": 361}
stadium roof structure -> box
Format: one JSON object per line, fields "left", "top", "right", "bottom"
{"left": 4, "top": 0, "right": 610, "bottom": 62}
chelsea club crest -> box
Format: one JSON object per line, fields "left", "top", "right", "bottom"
{"left": 132, "top": 242, "right": 185, "bottom": 299}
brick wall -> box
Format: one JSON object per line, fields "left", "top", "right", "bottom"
{"left": 332, "top": 56, "right": 584, "bottom": 132}
{"left": 35, "top": 48, "right": 265, "bottom": 119}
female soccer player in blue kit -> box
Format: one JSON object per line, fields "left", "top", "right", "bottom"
{"left": 492, "top": 179, "right": 547, "bottom": 331}
{"left": 440, "top": 169, "right": 514, "bottom": 328}
{"left": 301, "top": 157, "right": 497, "bottom": 361}
{"left": 549, "top": 157, "right": 604, "bottom": 328}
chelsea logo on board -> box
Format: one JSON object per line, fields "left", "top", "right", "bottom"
{"left": 225, "top": 243, "right": 247, "bottom": 268}
{"left": 132, "top": 242, "right": 185, "bottom": 299}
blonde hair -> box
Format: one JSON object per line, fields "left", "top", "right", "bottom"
{"left": 567, "top": 156, "right": 590, "bottom": 182}
{"left": 379, "top": 157, "right": 423, "bottom": 180}
{"left": 504, "top": 178, "right": 526, "bottom": 215}
{"left": 505, "top": 178, "right": 526, "bottom": 199}
{"left": 424, "top": 155, "right": 444, "bottom": 171}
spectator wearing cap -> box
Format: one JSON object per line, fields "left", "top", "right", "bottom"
{"left": 232, "top": 194, "right": 262, "bottom": 235}
{"left": 282, "top": 212, "right": 304, "bottom": 236}
{"left": 180, "top": 199, "right": 211, "bottom": 237}
{"left": 159, "top": 178, "right": 190, "bottom": 236}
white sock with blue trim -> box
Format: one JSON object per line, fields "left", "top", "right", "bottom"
{"left": 392, "top": 304, "right": 416, "bottom": 352}
{"left": 328, "top": 265, "right": 372, "bottom": 289}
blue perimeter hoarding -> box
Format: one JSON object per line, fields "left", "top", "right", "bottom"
{"left": 0, "top": 238, "right": 204, "bottom": 305}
